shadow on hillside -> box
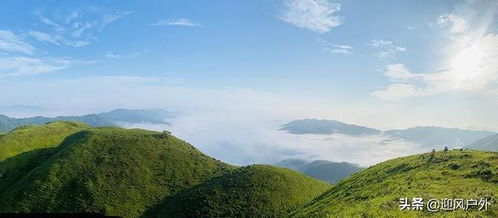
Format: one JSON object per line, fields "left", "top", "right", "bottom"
{"left": 139, "top": 173, "right": 227, "bottom": 218}
{"left": 0, "top": 147, "right": 58, "bottom": 193}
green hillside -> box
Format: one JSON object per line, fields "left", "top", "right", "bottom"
{"left": 0, "top": 127, "right": 233, "bottom": 218}
{"left": 291, "top": 150, "right": 498, "bottom": 217}
{"left": 0, "top": 121, "right": 89, "bottom": 161}
{"left": 467, "top": 134, "right": 498, "bottom": 152}
{"left": 156, "top": 165, "right": 330, "bottom": 217}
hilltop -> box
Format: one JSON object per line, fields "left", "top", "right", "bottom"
{"left": 291, "top": 150, "right": 498, "bottom": 217}
{"left": 0, "top": 126, "right": 232, "bottom": 217}
{"left": 0, "top": 121, "right": 89, "bottom": 161}
{"left": 157, "top": 165, "right": 330, "bottom": 217}
{"left": 0, "top": 122, "right": 331, "bottom": 218}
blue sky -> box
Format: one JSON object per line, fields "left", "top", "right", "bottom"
{"left": 1, "top": 0, "right": 498, "bottom": 131}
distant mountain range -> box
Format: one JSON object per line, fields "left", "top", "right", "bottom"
{"left": 275, "top": 159, "right": 363, "bottom": 184}
{"left": 386, "top": 126, "right": 495, "bottom": 147}
{"left": 281, "top": 119, "right": 496, "bottom": 147}
{"left": 281, "top": 119, "right": 381, "bottom": 135}
{"left": 466, "top": 134, "right": 498, "bottom": 152}
{"left": 0, "top": 109, "right": 174, "bottom": 133}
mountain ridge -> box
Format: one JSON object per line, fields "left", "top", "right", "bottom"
{"left": 466, "top": 134, "right": 498, "bottom": 152}
{"left": 0, "top": 109, "right": 173, "bottom": 133}
{"left": 281, "top": 119, "right": 496, "bottom": 148}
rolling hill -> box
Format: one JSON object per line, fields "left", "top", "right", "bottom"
{"left": 466, "top": 134, "right": 498, "bottom": 152}
{"left": 156, "top": 165, "right": 331, "bottom": 217}
{"left": 291, "top": 150, "right": 498, "bottom": 217}
{"left": 276, "top": 159, "right": 363, "bottom": 183}
{"left": 281, "top": 119, "right": 381, "bottom": 135}
{"left": 0, "top": 126, "right": 233, "bottom": 217}
{"left": 0, "top": 121, "right": 89, "bottom": 161}
{"left": 0, "top": 108, "right": 173, "bottom": 133}
{"left": 0, "top": 122, "right": 331, "bottom": 218}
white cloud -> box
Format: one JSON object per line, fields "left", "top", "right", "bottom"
{"left": 375, "top": 8, "right": 498, "bottom": 101}
{"left": 27, "top": 31, "right": 60, "bottom": 45}
{"left": 316, "top": 38, "right": 352, "bottom": 55}
{"left": 0, "top": 75, "right": 426, "bottom": 166}
{"left": 105, "top": 51, "right": 120, "bottom": 58}
{"left": 371, "top": 40, "right": 406, "bottom": 58}
{"left": 373, "top": 83, "right": 423, "bottom": 100}
{"left": 0, "top": 56, "right": 71, "bottom": 78}
{"left": 406, "top": 25, "right": 416, "bottom": 30}
{"left": 326, "top": 44, "right": 353, "bottom": 54}
{"left": 30, "top": 9, "right": 132, "bottom": 47}
{"left": 280, "top": 0, "right": 342, "bottom": 33}
{"left": 0, "top": 30, "right": 35, "bottom": 54}
{"left": 383, "top": 64, "right": 419, "bottom": 81}
{"left": 375, "top": 33, "right": 498, "bottom": 99}
{"left": 150, "top": 18, "right": 200, "bottom": 27}
{"left": 437, "top": 13, "right": 468, "bottom": 34}
{"left": 105, "top": 50, "right": 150, "bottom": 58}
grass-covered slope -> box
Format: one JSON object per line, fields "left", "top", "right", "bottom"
{"left": 291, "top": 150, "right": 498, "bottom": 217}
{"left": 158, "top": 165, "right": 331, "bottom": 218}
{"left": 0, "top": 121, "right": 89, "bottom": 161}
{"left": 0, "top": 127, "right": 233, "bottom": 218}
{"left": 0, "top": 121, "right": 90, "bottom": 195}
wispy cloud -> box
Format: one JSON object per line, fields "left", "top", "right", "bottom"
{"left": 370, "top": 39, "right": 406, "bottom": 58}
{"left": 105, "top": 50, "right": 150, "bottom": 58}
{"left": 30, "top": 8, "right": 132, "bottom": 47}
{"left": 149, "top": 18, "right": 200, "bottom": 27}
{"left": 405, "top": 25, "right": 416, "bottom": 30}
{"left": 0, "top": 30, "right": 35, "bottom": 54}
{"left": 316, "top": 38, "right": 353, "bottom": 55}
{"left": 27, "top": 31, "right": 60, "bottom": 45}
{"left": 0, "top": 56, "right": 71, "bottom": 78}
{"left": 436, "top": 13, "right": 468, "bottom": 35}
{"left": 279, "top": 0, "right": 342, "bottom": 33}
{"left": 327, "top": 44, "right": 352, "bottom": 54}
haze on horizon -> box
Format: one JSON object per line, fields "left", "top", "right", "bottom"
{"left": 1, "top": 0, "right": 498, "bottom": 166}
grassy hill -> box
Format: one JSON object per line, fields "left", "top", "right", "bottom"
{"left": 156, "top": 165, "right": 331, "bottom": 217}
{"left": 0, "top": 127, "right": 233, "bottom": 217}
{"left": 0, "top": 121, "right": 89, "bottom": 161}
{"left": 0, "top": 123, "right": 331, "bottom": 218}
{"left": 0, "top": 121, "right": 90, "bottom": 195}
{"left": 467, "top": 134, "right": 498, "bottom": 152}
{"left": 291, "top": 150, "right": 498, "bottom": 217}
